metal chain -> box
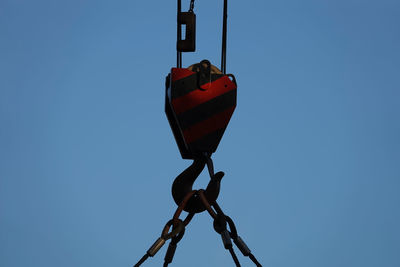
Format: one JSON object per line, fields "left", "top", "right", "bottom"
{"left": 163, "top": 226, "right": 186, "bottom": 266}
{"left": 198, "top": 192, "right": 263, "bottom": 267}
{"left": 133, "top": 190, "right": 197, "bottom": 267}
{"left": 212, "top": 213, "right": 241, "bottom": 266}
{"left": 198, "top": 191, "right": 241, "bottom": 266}
{"left": 133, "top": 219, "right": 184, "bottom": 267}
{"left": 134, "top": 181, "right": 262, "bottom": 267}
{"left": 134, "top": 156, "right": 262, "bottom": 266}
{"left": 214, "top": 202, "right": 263, "bottom": 267}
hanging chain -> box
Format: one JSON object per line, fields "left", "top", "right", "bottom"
{"left": 189, "top": 0, "right": 195, "bottom": 12}
{"left": 133, "top": 219, "right": 184, "bottom": 267}
{"left": 133, "top": 191, "right": 196, "bottom": 267}
{"left": 199, "top": 190, "right": 263, "bottom": 267}
{"left": 133, "top": 155, "right": 262, "bottom": 266}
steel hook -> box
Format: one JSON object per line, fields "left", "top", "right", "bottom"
{"left": 171, "top": 155, "right": 224, "bottom": 213}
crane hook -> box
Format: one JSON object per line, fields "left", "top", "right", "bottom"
{"left": 171, "top": 154, "right": 224, "bottom": 213}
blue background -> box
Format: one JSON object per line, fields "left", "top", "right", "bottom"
{"left": 1, "top": 0, "right": 399, "bottom": 266}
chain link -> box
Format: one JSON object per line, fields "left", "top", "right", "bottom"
{"left": 163, "top": 223, "right": 186, "bottom": 266}
{"left": 134, "top": 179, "right": 262, "bottom": 266}
{"left": 199, "top": 189, "right": 217, "bottom": 218}
{"left": 134, "top": 190, "right": 199, "bottom": 267}
{"left": 213, "top": 202, "right": 263, "bottom": 267}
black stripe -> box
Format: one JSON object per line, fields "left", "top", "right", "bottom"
{"left": 171, "top": 73, "right": 224, "bottom": 99}
{"left": 165, "top": 95, "right": 191, "bottom": 160}
{"left": 171, "top": 73, "right": 197, "bottom": 99}
{"left": 188, "top": 128, "right": 227, "bottom": 153}
{"left": 176, "top": 89, "right": 236, "bottom": 130}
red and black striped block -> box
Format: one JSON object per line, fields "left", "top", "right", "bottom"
{"left": 165, "top": 64, "right": 237, "bottom": 159}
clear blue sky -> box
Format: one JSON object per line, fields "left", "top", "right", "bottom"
{"left": 1, "top": 0, "right": 399, "bottom": 266}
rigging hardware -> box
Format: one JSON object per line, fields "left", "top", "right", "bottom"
{"left": 134, "top": 0, "right": 262, "bottom": 265}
